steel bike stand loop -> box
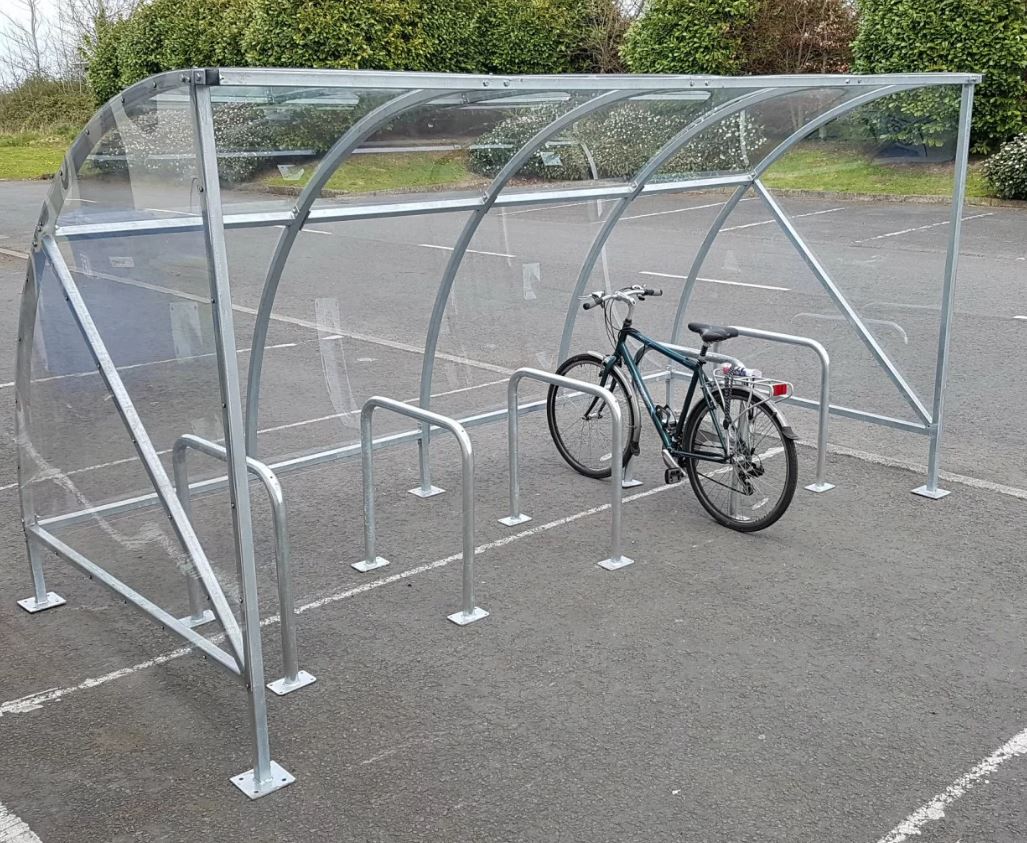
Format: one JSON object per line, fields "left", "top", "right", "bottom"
{"left": 723, "top": 327, "right": 834, "bottom": 493}
{"left": 354, "top": 397, "right": 488, "bottom": 626}
{"left": 500, "top": 367, "right": 633, "bottom": 571}
{"left": 172, "top": 434, "right": 317, "bottom": 695}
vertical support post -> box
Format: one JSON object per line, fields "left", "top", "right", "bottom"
{"left": 498, "top": 377, "right": 533, "bottom": 527}
{"left": 189, "top": 74, "right": 293, "bottom": 799}
{"left": 913, "top": 82, "right": 975, "bottom": 500}
{"left": 16, "top": 247, "right": 66, "bottom": 613}
{"left": 353, "top": 409, "right": 390, "bottom": 571}
{"left": 171, "top": 450, "right": 215, "bottom": 628}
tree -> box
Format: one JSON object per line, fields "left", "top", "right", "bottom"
{"left": 620, "top": 0, "right": 757, "bottom": 74}
{"left": 0, "top": 0, "right": 49, "bottom": 83}
{"left": 853, "top": 0, "right": 1027, "bottom": 152}
{"left": 741, "top": 0, "right": 857, "bottom": 75}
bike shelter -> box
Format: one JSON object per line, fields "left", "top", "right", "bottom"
{"left": 15, "top": 68, "right": 977, "bottom": 797}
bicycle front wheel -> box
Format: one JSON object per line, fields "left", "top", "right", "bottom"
{"left": 546, "top": 353, "right": 637, "bottom": 479}
{"left": 682, "top": 387, "right": 797, "bottom": 532}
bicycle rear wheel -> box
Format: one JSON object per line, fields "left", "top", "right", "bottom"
{"left": 546, "top": 353, "right": 637, "bottom": 479}
{"left": 682, "top": 387, "right": 797, "bottom": 532}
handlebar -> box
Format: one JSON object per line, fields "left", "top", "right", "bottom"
{"left": 581, "top": 285, "right": 663, "bottom": 311}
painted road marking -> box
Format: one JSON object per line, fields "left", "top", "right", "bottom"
{"left": 0, "top": 377, "right": 512, "bottom": 492}
{"left": 721, "top": 206, "right": 845, "bottom": 232}
{"left": 0, "top": 482, "right": 678, "bottom": 719}
{"left": 418, "top": 243, "right": 516, "bottom": 259}
{"left": 854, "top": 212, "right": 994, "bottom": 243}
{"left": 301, "top": 227, "right": 333, "bottom": 235}
{"left": 620, "top": 197, "right": 755, "bottom": 221}
{"left": 1014, "top": 315, "right": 1027, "bottom": 321}
{"left": 0, "top": 802, "right": 42, "bottom": 842}
{"left": 498, "top": 201, "right": 592, "bottom": 217}
{"left": 257, "top": 377, "right": 510, "bottom": 435}
{"left": 876, "top": 727, "right": 1027, "bottom": 843}
{"left": 639, "top": 270, "right": 789, "bottom": 293}
{"left": 0, "top": 343, "right": 298, "bottom": 391}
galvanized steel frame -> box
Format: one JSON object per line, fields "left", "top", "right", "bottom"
{"left": 14, "top": 67, "right": 978, "bottom": 800}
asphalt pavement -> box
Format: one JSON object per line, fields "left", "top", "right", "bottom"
{"left": 0, "top": 177, "right": 1026, "bottom": 842}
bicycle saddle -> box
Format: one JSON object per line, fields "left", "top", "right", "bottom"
{"left": 687, "top": 322, "right": 739, "bottom": 344}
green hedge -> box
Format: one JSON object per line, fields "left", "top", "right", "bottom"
{"left": 852, "top": 0, "right": 1027, "bottom": 153}
{"left": 468, "top": 103, "right": 765, "bottom": 182}
{"left": 620, "top": 0, "right": 757, "bottom": 74}
{"left": 86, "top": 0, "right": 604, "bottom": 106}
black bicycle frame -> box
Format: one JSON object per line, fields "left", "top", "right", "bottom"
{"left": 601, "top": 320, "right": 732, "bottom": 463}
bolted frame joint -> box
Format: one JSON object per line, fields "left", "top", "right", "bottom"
{"left": 189, "top": 67, "right": 221, "bottom": 87}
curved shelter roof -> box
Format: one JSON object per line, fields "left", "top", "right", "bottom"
{"left": 14, "top": 68, "right": 978, "bottom": 794}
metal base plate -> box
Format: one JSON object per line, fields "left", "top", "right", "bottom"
{"left": 267, "top": 670, "right": 317, "bottom": 696}
{"left": 17, "top": 592, "right": 65, "bottom": 613}
{"left": 178, "top": 609, "right": 216, "bottom": 628}
{"left": 230, "top": 761, "right": 295, "bottom": 799}
{"left": 804, "top": 481, "right": 835, "bottom": 494}
{"left": 352, "top": 556, "right": 390, "bottom": 573}
{"left": 621, "top": 478, "right": 644, "bottom": 488}
{"left": 598, "top": 556, "right": 635, "bottom": 571}
{"left": 409, "top": 485, "right": 445, "bottom": 498}
{"left": 498, "top": 513, "right": 532, "bottom": 527}
{"left": 912, "top": 485, "right": 950, "bottom": 500}
{"left": 447, "top": 606, "right": 489, "bottom": 626}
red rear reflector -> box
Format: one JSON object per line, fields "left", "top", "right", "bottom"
{"left": 771, "top": 383, "right": 788, "bottom": 396}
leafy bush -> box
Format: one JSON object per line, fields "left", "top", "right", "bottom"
{"left": 620, "top": 0, "right": 757, "bottom": 74}
{"left": 468, "top": 103, "right": 765, "bottom": 183}
{"left": 983, "top": 132, "right": 1027, "bottom": 199}
{"left": 852, "top": 0, "right": 1027, "bottom": 153}
{"left": 88, "top": 102, "right": 359, "bottom": 185}
{"left": 85, "top": 0, "right": 249, "bottom": 106}
{"left": 84, "top": 12, "right": 127, "bottom": 106}
{"left": 0, "top": 77, "right": 95, "bottom": 135}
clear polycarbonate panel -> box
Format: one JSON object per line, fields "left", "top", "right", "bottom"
{"left": 657, "top": 85, "right": 966, "bottom": 463}
{"left": 648, "top": 86, "right": 872, "bottom": 184}
{"left": 238, "top": 209, "right": 480, "bottom": 464}
{"left": 24, "top": 83, "right": 240, "bottom": 616}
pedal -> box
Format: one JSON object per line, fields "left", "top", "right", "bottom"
{"left": 664, "top": 468, "right": 683, "bottom": 485}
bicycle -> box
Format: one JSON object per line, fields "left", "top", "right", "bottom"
{"left": 547, "top": 285, "right": 799, "bottom": 532}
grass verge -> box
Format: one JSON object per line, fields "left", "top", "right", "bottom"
{"left": 763, "top": 144, "right": 991, "bottom": 198}
{"left": 0, "top": 134, "right": 69, "bottom": 180}
{"left": 262, "top": 151, "right": 480, "bottom": 194}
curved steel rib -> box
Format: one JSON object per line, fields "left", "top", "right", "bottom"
{"left": 557, "top": 87, "right": 791, "bottom": 363}
{"left": 413, "top": 88, "right": 639, "bottom": 492}
{"left": 668, "top": 84, "right": 916, "bottom": 345}
{"left": 244, "top": 88, "right": 442, "bottom": 454}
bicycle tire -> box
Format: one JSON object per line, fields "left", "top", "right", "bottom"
{"left": 546, "top": 353, "right": 638, "bottom": 479}
{"left": 681, "top": 386, "right": 797, "bottom": 532}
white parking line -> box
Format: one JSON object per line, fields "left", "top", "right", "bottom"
{"left": 301, "top": 228, "right": 333, "bottom": 236}
{"left": 0, "top": 377, "right": 511, "bottom": 492}
{"left": 258, "top": 377, "right": 509, "bottom": 435}
{"left": 621, "top": 197, "right": 755, "bottom": 221}
{"left": 145, "top": 208, "right": 192, "bottom": 216}
{"left": 0, "top": 343, "right": 298, "bottom": 391}
{"left": 1014, "top": 315, "right": 1027, "bottom": 321}
{"left": 0, "top": 801, "right": 42, "bottom": 843}
{"left": 854, "top": 212, "right": 994, "bottom": 243}
{"left": 639, "top": 270, "right": 789, "bottom": 293}
{"left": 418, "top": 243, "right": 516, "bottom": 259}
{"left": 721, "top": 206, "right": 845, "bottom": 232}
{"left": 498, "top": 201, "right": 591, "bottom": 217}
{"left": 876, "top": 727, "right": 1027, "bottom": 843}
{"left": 0, "top": 482, "right": 677, "bottom": 719}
